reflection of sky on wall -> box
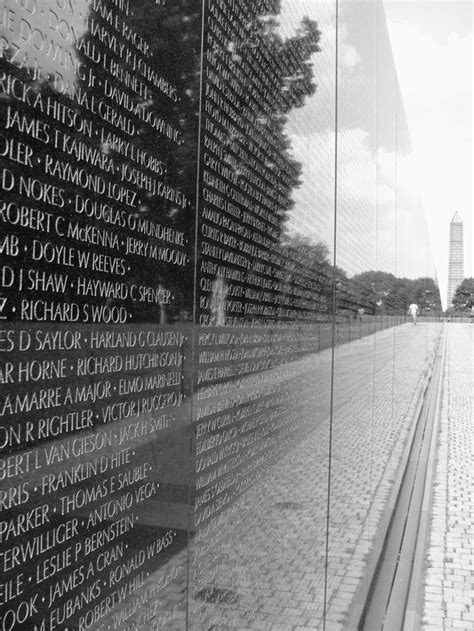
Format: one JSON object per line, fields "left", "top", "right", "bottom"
{"left": 385, "top": 0, "right": 472, "bottom": 300}
{"left": 1, "top": 0, "right": 89, "bottom": 86}
{"left": 279, "top": 0, "right": 435, "bottom": 280}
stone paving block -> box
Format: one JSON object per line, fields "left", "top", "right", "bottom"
{"left": 451, "top": 621, "right": 473, "bottom": 630}
{"left": 323, "top": 620, "right": 344, "bottom": 631}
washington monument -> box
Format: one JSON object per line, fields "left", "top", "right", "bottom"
{"left": 447, "top": 212, "right": 464, "bottom": 308}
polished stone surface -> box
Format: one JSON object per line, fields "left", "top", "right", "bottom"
{"left": 0, "top": 0, "right": 441, "bottom": 629}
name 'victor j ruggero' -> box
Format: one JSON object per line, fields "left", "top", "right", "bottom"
{"left": 0, "top": 0, "right": 206, "bottom": 628}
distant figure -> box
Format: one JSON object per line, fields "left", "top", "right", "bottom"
{"left": 357, "top": 307, "right": 364, "bottom": 323}
{"left": 408, "top": 302, "right": 419, "bottom": 325}
{"left": 470, "top": 305, "right": 474, "bottom": 325}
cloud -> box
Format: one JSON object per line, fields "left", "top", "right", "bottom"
{"left": 386, "top": 17, "right": 473, "bottom": 300}
{"left": 388, "top": 21, "right": 472, "bottom": 108}
{"left": 341, "top": 41, "right": 361, "bottom": 70}
{"left": 1, "top": 0, "right": 90, "bottom": 85}
{"left": 286, "top": 126, "right": 430, "bottom": 278}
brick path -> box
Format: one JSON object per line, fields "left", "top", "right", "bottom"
{"left": 422, "top": 324, "right": 474, "bottom": 631}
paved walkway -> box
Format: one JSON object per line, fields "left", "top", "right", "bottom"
{"left": 422, "top": 324, "right": 474, "bottom": 630}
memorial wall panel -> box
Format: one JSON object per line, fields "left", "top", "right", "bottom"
{"left": 0, "top": 1, "right": 202, "bottom": 628}
{"left": 191, "top": 1, "right": 334, "bottom": 627}
{"left": 1, "top": 1, "right": 442, "bottom": 629}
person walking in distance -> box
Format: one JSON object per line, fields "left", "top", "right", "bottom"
{"left": 408, "top": 302, "right": 419, "bottom": 325}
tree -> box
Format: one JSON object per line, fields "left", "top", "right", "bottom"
{"left": 195, "top": 3, "right": 323, "bottom": 323}
{"left": 451, "top": 278, "right": 474, "bottom": 311}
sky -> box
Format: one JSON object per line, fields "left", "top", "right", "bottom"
{"left": 383, "top": 0, "right": 473, "bottom": 307}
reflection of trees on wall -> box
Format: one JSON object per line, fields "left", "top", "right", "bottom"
{"left": 128, "top": 1, "right": 323, "bottom": 321}
{"left": 102, "top": 1, "right": 322, "bottom": 320}
{"left": 111, "top": 0, "right": 204, "bottom": 320}
{"left": 216, "top": 2, "right": 322, "bottom": 211}
{"left": 346, "top": 271, "right": 442, "bottom": 316}
{"left": 278, "top": 234, "right": 332, "bottom": 316}
{"left": 1, "top": 1, "right": 203, "bottom": 322}
{"left": 2, "top": 0, "right": 329, "bottom": 323}
{"left": 276, "top": 241, "right": 442, "bottom": 317}
{"left": 3, "top": 0, "right": 440, "bottom": 323}
{"left": 198, "top": 1, "right": 323, "bottom": 321}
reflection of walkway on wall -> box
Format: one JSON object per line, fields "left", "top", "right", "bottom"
{"left": 96, "top": 322, "right": 442, "bottom": 630}
{"left": 187, "top": 323, "right": 441, "bottom": 631}
{"left": 421, "top": 324, "right": 473, "bottom": 631}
